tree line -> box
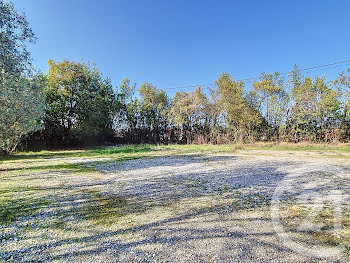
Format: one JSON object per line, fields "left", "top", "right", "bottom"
{"left": 115, "top": 68, "right": 350, "bottom": 145}
{"left": 1, "top": 0, "right": 349, "bottom": 154}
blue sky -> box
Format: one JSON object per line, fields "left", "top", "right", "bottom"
{"left": 12, "top": 0, "right": 350, "bottom": 94}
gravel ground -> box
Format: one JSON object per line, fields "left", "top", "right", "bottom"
{"left": 1, "top": 151, "right": 350, "bottom": 262}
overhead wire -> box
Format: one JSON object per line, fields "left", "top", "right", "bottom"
{"left": 161, "top": 59, "right": 350, "bottom": 92}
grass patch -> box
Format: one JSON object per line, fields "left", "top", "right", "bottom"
{"left": 2, "top": 143, "right": 350, "bottom": 163}
{"left": 0, "top": 195, "right": 51, "bottom": 225}
{"left": 161, "top": 144, "right": 239, "bottom": 154}
{"left": 0, "top": 186, "right": 52, "bottom": 195}
{"left": 0, "top": 144, "right": 153, "bottom": 162}
{"left": 278, "top": 203, "right": 350, "bottom": 252}
{"left": 0, "top": 163, "right": 95, "bottom": 173}
{"left": 241, "top": 142, "right": 350, "bottom": 152}
{"left": 160, "top": 143, "right": 350, "bottom": 154}
{"left": 24, "top": 163, "right": 95, "bottom": 173}
{"left": 90, "top": 144, "right": 151, "bottom": 155}
{"left": 84, "top": 192, "right": 128, "bottom": 224}
{"left": 0, "top": 150, "right": 86, "bottom": 162}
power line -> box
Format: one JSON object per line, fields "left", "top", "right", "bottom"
{"left": 293, "top": 62, "right": 350, "bottom": 75}
{"left": 163, "top": 59, "right": 350, "bottom": 91}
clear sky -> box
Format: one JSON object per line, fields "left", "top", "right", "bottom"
{"left": 11, "top": 0, "right": 350, "bottom": 94}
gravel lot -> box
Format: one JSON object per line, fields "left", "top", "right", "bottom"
{"left": 1, "top": 150, "right": 350, "bottom": 262}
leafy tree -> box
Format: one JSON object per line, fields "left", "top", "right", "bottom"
{"left": 116, "top": 78, "right": 139, "bottom": 133}
{"left": 168, "top": 87, "right": 212, "bottom": 143}
{"left": 0, "top": 0, "right": 44, "bottom": 154}
{"left": 287, "top": 66, "right": 342, "bottom": 142}
{"left": 286, "top": 66, "right": 315, "bottom": 141}
{"left": 216, "top": 73, "right": 263, "bottom": 142}
{"left": 188, "top": 87, "right": 211, "bottom": 143}
{"left": 192, "top": 87, "right": 210, "bottom": 126}
{"left": 288, "top": 75, "right": 317, "bottom": 141}
{"left": 119, "top": 78, "right": 136, "bottom": 104}
{"left": 44, "top": 60, "right": 116, "bottom": 145}
{"left": 251, "top": 72, "right": 289, "bottom": 139}
{"left": 168, "top": 91, "right": 192, "bottom": 128}
{"left": 314, "top": 76, "right": 341, "bottom": 141}
{"left": 0, "top": 70, "right": 45, "bottom": 153}
{"left": 0, "top": 0, "right": 36, "bottom": 74}
{"left": 139, "top": 83, "right": 168, "bottom": 142}
{"left": 335, "top": 69, "right": 350, "bottom": 140}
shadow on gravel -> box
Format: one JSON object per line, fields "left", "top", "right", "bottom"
{"left": 2, "top": 155, "right": 347, "bottom": 262}
{"left": 0, "top": 156, "right": 293, "bottom": 261}
{"left": 2, "top": 202, "right": 295, "bottom": 262}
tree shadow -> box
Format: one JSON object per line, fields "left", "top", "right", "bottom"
{"left": 2, "top": 201, "right": 298, "bottom": 262}
{"left": 1, "top": 155, "right": 349, "bottom": 262}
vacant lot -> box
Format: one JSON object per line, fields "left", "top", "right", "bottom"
{"left": 1, "top": 145, "right": 350, "bottom": 262}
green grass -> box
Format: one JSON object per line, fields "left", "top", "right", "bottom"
{"left": 161, "top": 144, "right": 239, "bottom": 153}
{"left": 242, "top": 143, "right": 350, "bottom": 152}
{"left": 90, "top": 144, "right": 152, "bottom": 155}
{"left": 0, "top": 144, "right": 152, "bottom": 162}
{"left": 11, "top": 163, "right": 95, "bottom": 173}
{"left": 162, "top": 142, "right": 350, "bottom": 153}
{"left": 2, "top": 143, "right": 350, "bottom": 163}
{"left": 0, "top": 195, "right": 51, "bottom": 225}
{"left": 162, "top": 143, "right": 350, "bottom": 155}
{"left": 84, "top": 192, "right": 128, "bottom": 224}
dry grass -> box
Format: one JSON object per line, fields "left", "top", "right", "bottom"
{"left": 277, "top": 203, "right": 350, "bottom": 252}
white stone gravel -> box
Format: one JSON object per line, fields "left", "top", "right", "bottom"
{"left": 1, "top": 151, "right": 350, "bottom": 262}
